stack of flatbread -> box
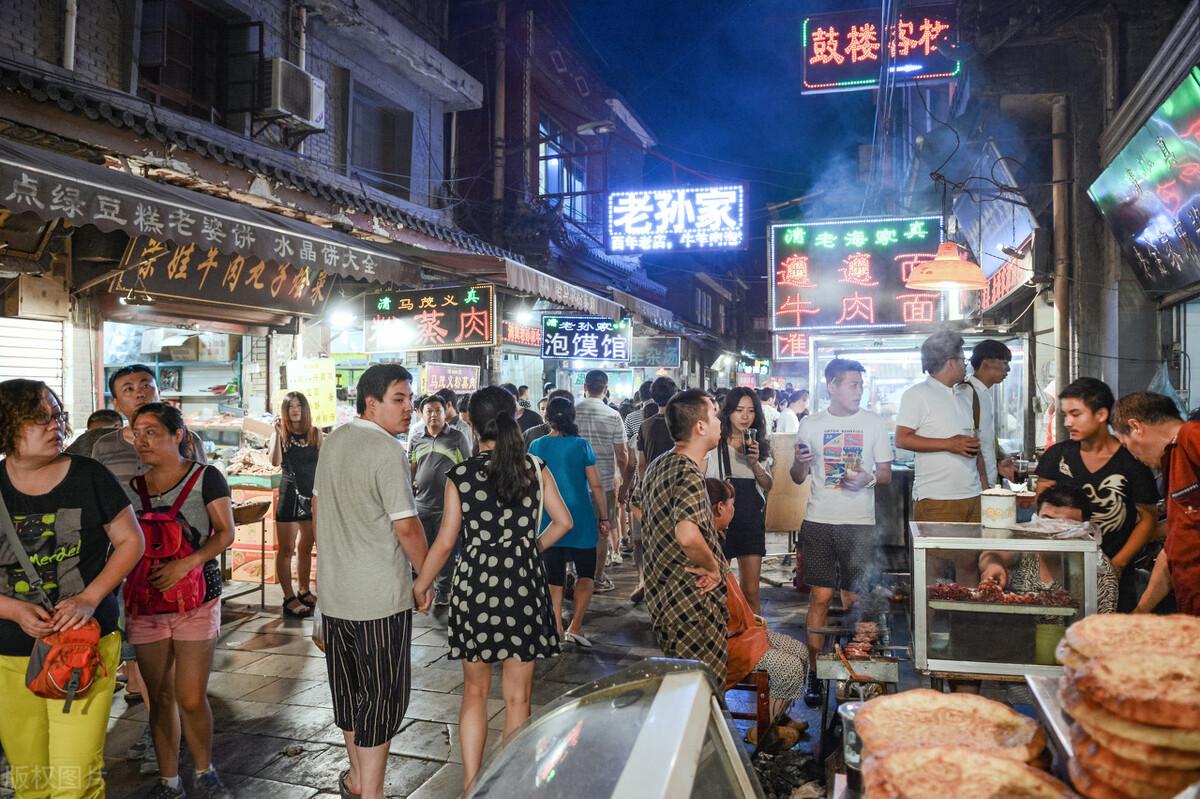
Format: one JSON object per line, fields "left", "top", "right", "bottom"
{"left": 858, "top": 690, "right": 1077, "bottom": 797}
{"left": 1056, "top": 614, "right": 1200, "bottom": 799}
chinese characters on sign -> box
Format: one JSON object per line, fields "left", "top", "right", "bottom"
{"left": 423, "top": 363, "right": 480, "bottom": 394}
{"left": 607, "top": 185, "right": 745, "bottom": 253}
{"left": 366, "top": 284, "right": 495, "bottom": 353}
{"left": 769, "top": 216, "right": 944, "bottom": 332}
{"left": 802, "top": 4, "right": 959, "bottom": 94}
{"left": 113, "top": 237, "right": 333, "bottom": 315}
{"left": 285, "top": 359, "right": 337, "bottom": 428}
{"left": 774, "top": 332, "right": 811, "bottom": 361}
{"left": 502, "top": 321, "right": 542, "bottom": 348}
{"left": 629, "top": 337, "right": 682, "bottom": 369}
{"left": 541, "top": 316, "right": 632, "bottom": 362}
{"left": 1089, "top": 66, "right": 1200, "bottom": 294}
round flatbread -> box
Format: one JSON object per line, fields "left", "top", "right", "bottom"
{"left": 856, "top": 689, "right": 1045, "bottom": 761}
{"left": 1072, "top": 725, "right": 1200, "bottom": 794}
{"left": 1067, "top": 758, "right": 1134, "bottom": 799}
{"left": 863, "top": 746, "right": 1078, "bottom": 798}
{"left": 1056, "top": 639, "right": 1089, "bottom": 672}
{"left": 1074, "top": 653, "right": 1200, "bottom": 731}
{"left": 1063, "top": 615, "right": 1200, "bottom": 663}
{"left": 1059, "top": 680, "right": 1200, "bottom": 752}
{"left": 1081, "top": 721, "right": 1200, "bottom": 770}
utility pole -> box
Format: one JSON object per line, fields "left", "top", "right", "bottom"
{"left": 492, "top": 0, "right": 507, "bottom": 244}
{"left": 1052, "top": 95, "right": 1071, "bottom": 444}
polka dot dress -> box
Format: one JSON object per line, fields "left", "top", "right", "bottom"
{"left": 446, "top": 453, "right": 561, "bottom": 663}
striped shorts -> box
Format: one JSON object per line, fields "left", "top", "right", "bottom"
{"left": 324, "top": 610, "right": 413, "bottom": 747}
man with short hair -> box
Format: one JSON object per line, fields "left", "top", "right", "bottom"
{"left": 410, "top": 394, "right": 472, "bottom": 607}
{"left": 65, "top": 408, "right": 124, "bottom": 456}
{"left": 1037, "top": 378, "right": 1159, "bottom": 611}
{"left": 790, "top": 358, "right": 893, "bottom": 705}
{"left": 637, "top": 377, "right": 680, "bottom": 478}
{"left": 759, "top": 387, "right": 780, "bottom": 434}
{"left": 965, "top": 339, "right": 1016, "bottom": 487}
{"left": 517, "top": 385, "right": 531, "bottom": 409}
{"left": 635, "top": 389, "right": 727, "bottom": 681}
{"left": 91, "top": 365, "right": 207, "bottom": 481}
{"left": 314, "top": 364, "right": 431, "bottom": 799}
{"left": 623, "top": 381, "right": 655, "bottom": 444}
{"left": 576, "top": 370, "right": 629, "bottom": 592}
{"left": 1111, "top": 392, "right": 1195, "bottom": 614}
{"left": 502, "top": 382, "right": 543, "bottom": 433}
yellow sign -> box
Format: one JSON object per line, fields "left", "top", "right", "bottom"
{"left": 286, "top": 358, "right": 337, "bottom": 428}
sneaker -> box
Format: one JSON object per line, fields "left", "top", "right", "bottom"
{"left": 593, "top": 576, "right": 616, "bottom": 593}
{"left": 609, "top": 551, "right": 623, "bottom": 566}
{"left": 193, "top": 769, "right": 232, "bottom": 799}
{"left": 144, "top": 779, "right": 184, "bottom": 798}
{"left": 127, "top": 725, "right": 153, "bottom": 760}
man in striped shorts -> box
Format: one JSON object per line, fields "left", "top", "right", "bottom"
{"left": 314, "top": 364, "right": 432, "bottom": 799}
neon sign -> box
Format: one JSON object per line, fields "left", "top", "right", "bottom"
{"left": 774, "top": 332, "right": 811, "bottom": 361}
{"left": 541, "top": 316, "right": 633, "bottom": 362}
{"left": 802, "top": 4, "right": 960, "bottom": 94}
{"left": 606, "top": 185, "right": 745, "bottom": 253}
{"left": 365, "top": 284, "right": 495, "bottom": 353}
{"left": 1089, "top": 66, "right": 1200, "bottom": 293}
{"left": 769, "top": 216, "right": 944, "bottom": 331}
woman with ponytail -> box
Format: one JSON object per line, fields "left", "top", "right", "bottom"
{"left": 415, "top": 386, "right": 571, "bottom": 791}
{"left": 528, "top": 396, "right": 607, "bottom": 648}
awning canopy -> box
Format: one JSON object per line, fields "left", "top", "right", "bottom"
{"left": 0, "top": 135, "right": 419, "bottom": 286}
{"left": 400, "top": 250, "right": 624, "bottom": 319}
{"left": 612, "top": 288, "right": 674, "bottom": 330}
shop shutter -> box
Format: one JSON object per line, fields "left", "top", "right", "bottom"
{"left": 0, "top": 318, "right": 64, "bottom": 395}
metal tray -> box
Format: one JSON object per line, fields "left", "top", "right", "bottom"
{"left": 928, "top": 599, "right": 1079, "bottom": 616}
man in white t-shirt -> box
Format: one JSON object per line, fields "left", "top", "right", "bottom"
{"left": 964, "top": 339, "right": 1016, "bottom": 487}
{"left": 790, "top": 358, "right": 892, "bottom": 707}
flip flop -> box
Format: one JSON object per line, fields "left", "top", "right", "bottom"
{"left": 339, "top": 768, "right": 361, "bottom": 799}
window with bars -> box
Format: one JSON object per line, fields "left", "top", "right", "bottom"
{"left": 348, "top": 82, "right": 415, "bottom": 200}
{"left": 538, "top": 116, "right": 589, "bottom": 223}
{"left": 695, "top": 288, "right": 713, "bottom": 328}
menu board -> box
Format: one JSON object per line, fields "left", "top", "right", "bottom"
{"left": 769, "top": 215, "right": 945, "bottom": 332}
{"left": 1089, "top": 66, "right": 1200, "bottom": 294}
{"left": 540, "top": 316, "right": 632, "bottom": 362}
{"left": 285, "top": 358, "right": 337, "bottom": 428}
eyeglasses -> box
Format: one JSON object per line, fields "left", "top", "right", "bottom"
{"left": 31, "top": 410, "right": 69, "bottom": 427}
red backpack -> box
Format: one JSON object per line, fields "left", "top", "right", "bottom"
{"left": 126, "top": 466, "right": 206, "bottom": 617}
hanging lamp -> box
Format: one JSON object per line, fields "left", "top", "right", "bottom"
{"left": 905, "top": 241, "right": 988, "bottom": 290}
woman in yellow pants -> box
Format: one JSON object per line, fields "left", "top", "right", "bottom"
{"left": 0, "top": 379, "right": 144, "bottom": 798}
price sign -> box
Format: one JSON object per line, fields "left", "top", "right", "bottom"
{"left": 285, "top": 359, "right": 337, "bottom": 428}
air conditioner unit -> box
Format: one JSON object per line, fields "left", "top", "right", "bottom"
{"left": 259, "top": 57, "right": 326, "bottom": 132}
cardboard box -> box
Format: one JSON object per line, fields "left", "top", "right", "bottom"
{"left": 198, "top": 333, "right": 233, "bottom": 362}
{"left": 160, "top": 335, "right": 199, "bottom": 361}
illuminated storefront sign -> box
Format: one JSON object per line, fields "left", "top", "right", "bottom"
{"left": 630, "top": 336, "right": 682, "bottom": 369}
{"left": 769, "top": 215, "right": 945, "bottom": 331}
{"left": 541, "top": 315, "right": 632, "bottom": 361}
{"left": 502, "top": 320, "right": 542, "bottom": 348}
{"left": 773, "top": 332, "right": 812, "bottom": 362}
{"left": 423, "top": 362, "right": 480, "bottom": 393}
{"left": 607, "top": 185, "right": 745, "bottom": 253}
{"left": 1089, "top": 66, "right": 1200, "bottom": 294}
{"left": 802, "top": 4, "right": 959, "bottom": 94}
{"left": 366, "top": 284, "right": 495, "bottom": 353}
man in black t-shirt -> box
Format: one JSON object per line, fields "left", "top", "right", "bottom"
{"left": 1035, "top": 377, "right": 1159, "bottom": 611}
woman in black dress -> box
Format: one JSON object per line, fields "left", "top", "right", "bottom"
{"left": 414, "top": 386, "right": 572, "bottom": 790}
{"left": 268, "top": 391, "right": 322, "bottom": 618}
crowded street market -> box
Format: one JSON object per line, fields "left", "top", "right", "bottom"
{"left": 1, "top": 1, "right": 1200, "bottom": 798}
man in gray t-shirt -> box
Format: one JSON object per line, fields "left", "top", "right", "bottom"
{"left": 312, "top": 364, "right": 429, "bottom": 798}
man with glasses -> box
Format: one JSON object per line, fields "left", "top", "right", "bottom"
{"left": 965, "top": 340, "right": 1016, "bottom": 488}
{"left": 89, "top": 365, "right": 206, "bottom": 482}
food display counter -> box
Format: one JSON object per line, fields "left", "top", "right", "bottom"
{"left": 911, "top": 521, "right": 1100, "bottom": 679}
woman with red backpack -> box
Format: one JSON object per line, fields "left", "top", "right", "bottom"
{"left": 125, "top": 403, "right": 235, "bottom": 799}
{"left": 0, "top": 379, "right": 144, "bottom": 798}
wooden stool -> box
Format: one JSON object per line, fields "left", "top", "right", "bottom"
{"left": 727, "top": 670, "right": 771, "bottom": 749}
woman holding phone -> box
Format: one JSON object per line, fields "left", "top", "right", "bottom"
{"left": 706, "top": 387, "right": 773, "bottom": 612}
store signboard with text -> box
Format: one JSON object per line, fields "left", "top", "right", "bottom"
{"left": 114, "top": 236, "right": 333, "bottom": 315}
{"left": 607, "top": 185, "right": 745, "bottom": 253}
{"left": 285, "top": 358, "right": 337, "bottom": 428}
{"left": 1089, "top": 66, "right": 1200, "bottom": 294}
{"left": 423, "top": 362, "right": 480, "bottom": 394}
{"left": 802, "top": 3, "right": 959, "bottom": 94}
{"left": 629, "top": 336, "right": 682, "bottom": 368}
{"left": 502, "top": 320, "right": 542, "bottom": 349}
{"left": 365, "top": 284, "right": 495, "bottom": 353}
{"left": 540, "top": 315, "right": 632, "bottom": 362}
{"left": 768, "top": 215, "right": 945, "bottom": 333}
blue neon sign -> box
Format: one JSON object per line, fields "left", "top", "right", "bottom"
{"left": 606, "top": 185, "right": 746, "bottom": 254}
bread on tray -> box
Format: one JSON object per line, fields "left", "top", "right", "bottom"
{"left": 863, "top": 745, "right": 1078, "bottom": 798}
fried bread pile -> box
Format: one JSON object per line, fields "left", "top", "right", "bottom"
{"left": 858, "top": 690, "right": 1077, "bottom": 797}
{"left": 1056, "top": 614, "right": 1200, "bottom": 799}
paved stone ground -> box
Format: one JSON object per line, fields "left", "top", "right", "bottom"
{"left": 93, "top": 536, "right": 827, "bottom": 798}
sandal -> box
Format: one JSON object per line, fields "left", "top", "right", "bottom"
{"left": 339, "top": 768, "right": 361, "bottom": 799}
{"left": 282, "top": 596, "right": 313, "bottom": 618}
{"left": 297, "top": 589, "right": 317, "bottom": 607}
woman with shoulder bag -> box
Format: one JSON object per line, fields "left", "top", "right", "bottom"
{"left": 0, "top": 379, "right": 144, "bottom": 799}
{"left": 268, "top": 391, "right": 322, "bottom": 618}
{"left": 127, "top": 403, "right": 235, "bottom": 799}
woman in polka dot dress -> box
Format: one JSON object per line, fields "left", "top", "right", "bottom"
{"left": 414, "top": 386, "right": 572, "bottom": 790}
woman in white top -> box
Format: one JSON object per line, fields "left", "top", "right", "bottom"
{"left": 775, "top": 389, "right": 810, "bottom": 435}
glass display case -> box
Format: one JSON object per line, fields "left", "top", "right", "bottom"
{"left": 466, "top": 659, "right": 763, "bottom": 799}
{"left": 911, "top": 522, "right": 1100, "bottom": 678}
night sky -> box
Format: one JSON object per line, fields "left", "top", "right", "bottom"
{"left": 571, "top": 0, "right": 879, "bottom": 266}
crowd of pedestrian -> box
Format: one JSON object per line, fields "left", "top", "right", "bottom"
{"left": 2, "top": 323, "right": 1198, "bottom": 797}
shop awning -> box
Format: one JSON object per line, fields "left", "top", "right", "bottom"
{"left": 0, "top": 136, "right": 419, "bottom": 286}
{"left": 612, "top": 289, "right": 674, "bottom": 330}
{"left": 395, "top": 249, "right": 624, "bottom": 320}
